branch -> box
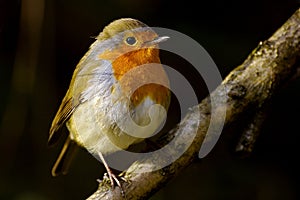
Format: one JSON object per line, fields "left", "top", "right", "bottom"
{"left": 235, "top": 64, "right": 300, "bottom": 156}
{"left": 88, "top": 8, "right": 300, "bottom": 199}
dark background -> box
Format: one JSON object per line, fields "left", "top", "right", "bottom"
{"left": 1, "top": 0, "right": 300, "bottom": 199}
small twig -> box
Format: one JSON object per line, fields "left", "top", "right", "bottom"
{"left": 235, "top": 106, "right": 269, "bottom": 155}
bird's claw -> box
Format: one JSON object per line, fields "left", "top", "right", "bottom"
{"left": 98, "top": 172, "right": 125, "bottom": 196}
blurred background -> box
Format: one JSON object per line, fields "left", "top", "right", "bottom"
{"left": 1, "top": 0, "right": 300, "bottom": 199}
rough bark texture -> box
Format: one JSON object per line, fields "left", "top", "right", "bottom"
{"left": 87, "top": 8, "right": 300, "bottom": 200}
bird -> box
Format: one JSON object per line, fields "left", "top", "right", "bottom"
{"left": 48, "top": 18, "right": 171, "bottom": 189}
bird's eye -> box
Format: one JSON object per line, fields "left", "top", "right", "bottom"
{"left": 125, "top": 36, "right": 137, "bottom": 46}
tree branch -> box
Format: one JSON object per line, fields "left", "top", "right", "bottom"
{"left": 88, "top": 8, "right": 300, "bottom": 200}
{"left": 235, "top": 64, "right": 300, "bottom": 156}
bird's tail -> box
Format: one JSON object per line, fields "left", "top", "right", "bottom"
{"left": 51, "top": 136, "right": 78, "bottom": 176}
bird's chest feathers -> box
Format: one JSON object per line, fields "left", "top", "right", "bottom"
{"left": 110, "top": 49, "right": 170, "bottom": 108}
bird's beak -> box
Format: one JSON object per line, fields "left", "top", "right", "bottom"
{"left": 144, "top": 36, "right": 169, "bottom": 46}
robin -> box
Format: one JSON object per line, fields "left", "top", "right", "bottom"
{"left": 48, "top": 18, "right": 170, "bottom": 188}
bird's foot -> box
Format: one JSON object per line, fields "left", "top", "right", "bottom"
{"left": 97, "top": 172, "right": 125, "bottom": 197}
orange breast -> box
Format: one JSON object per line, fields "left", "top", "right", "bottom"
{"left": 110, "top": 48, "right": 170, "bottom": 108}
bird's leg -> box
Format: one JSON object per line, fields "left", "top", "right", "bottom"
{"left": 98, "top": 152, "right": 122, "bottom": 190}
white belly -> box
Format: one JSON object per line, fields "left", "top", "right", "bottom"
{"left": 67, "top": 95, "right": 166, "bottom": 156}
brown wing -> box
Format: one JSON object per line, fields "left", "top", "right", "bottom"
{"left": 48, "top": 44, "right": 109, "bottom": 145}
{"left": 48, "top": 91, "right": 77, "bottom": 146}
{"left": 48, "top": 57, "right": 88, "bottom": 146}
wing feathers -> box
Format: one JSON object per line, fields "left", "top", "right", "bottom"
{"left": 48, "top": 93, "right": 76, "bottom": 146}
